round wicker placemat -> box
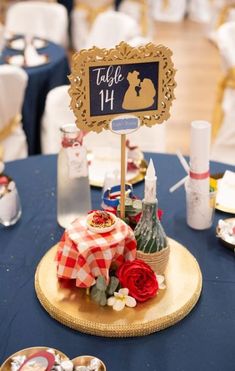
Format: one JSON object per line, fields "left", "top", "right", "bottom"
{"left": 35, "top": 238, "right": 202, "bottom": 337}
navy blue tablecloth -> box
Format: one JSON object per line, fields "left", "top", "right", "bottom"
{"left": 1, "top": 153, "right": 235, "bottom": 371}
{"left": 1, "top": 40, "right": 70, "bottom": 155}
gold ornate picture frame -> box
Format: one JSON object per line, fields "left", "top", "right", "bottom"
{"left": 69, "top": 42, "right": 176, "bottom": 133}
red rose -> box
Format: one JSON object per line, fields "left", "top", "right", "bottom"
{"left": 116, "top": 259, "right": 158, "bottom": 303}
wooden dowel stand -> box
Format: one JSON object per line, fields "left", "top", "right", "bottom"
{"left": 120, "top": 134, "right": 126, "bottom": 219}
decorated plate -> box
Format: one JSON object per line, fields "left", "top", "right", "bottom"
{"left": 7, "top": 37, "right": 47, "bottom": 51}
{"left": 5, "top": 54, "right": 49, "bottom": 68}
{"left": 0, "top": 347, "right": 68, "bottom": 371}
{"left": 87, "top": 211, "right": 117, "bottom": 233}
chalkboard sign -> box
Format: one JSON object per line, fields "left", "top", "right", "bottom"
{"left": 89, "top": 62, "right": 159, "bottom": 117}
{"left": 69, "top": 42, "right": 176, "bottom": 133}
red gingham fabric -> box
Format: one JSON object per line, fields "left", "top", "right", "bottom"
{"left": 56, "top": 217, "right": 137, "bottom": 288}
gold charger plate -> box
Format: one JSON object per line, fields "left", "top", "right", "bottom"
{"left": 35, "top": 239, "right": 202, "bottom": 337}
{"left": 0, "top": 347, "right": 68, "bottom": 371}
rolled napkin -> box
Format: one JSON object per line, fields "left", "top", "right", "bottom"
{"left": 185, "top": 121, "right": 213, "bottom": 230}
{"left": 189, "top": 120, "right": 211, "bottom": 193}
{"left": 24, "top": 38, "right": 46, "bottom": 67}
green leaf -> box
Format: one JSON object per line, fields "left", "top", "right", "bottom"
{"left": 90, "top": 286, "right": 103, "bottom": 303}
{"left": 99, "top": 292, "right": 107, "bottom": 306}
{"left": 95, "top": 276, "right": 107, "bottom": 291}
{"left": 107, "top": 276, "right": 119, "bottom": 296}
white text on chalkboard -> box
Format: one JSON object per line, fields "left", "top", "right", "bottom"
{"left": 99, "top": 90, "right": 114, "bottom": 111}
{"left": 92, "top": 66, "right": 124, "bottom": 87}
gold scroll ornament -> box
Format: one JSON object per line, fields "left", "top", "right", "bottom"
{"left": 212, "top": 67, "right": 235, "bottom": 139}
{"left": 69, "top": 42, "right": 176, "bottom": 133}
{"left": 0, "top": 113, "right": 22, "bottom": 160}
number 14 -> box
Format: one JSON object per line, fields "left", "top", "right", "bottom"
{"left": 99, "top": 89, "right": 114, "bottom": 111}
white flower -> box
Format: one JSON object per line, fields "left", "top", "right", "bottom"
{"left": 156, "top": 274, "right": 166, "bottom": 290}
{"left": 107, "top": 288, "right": 136, "bottom": 311}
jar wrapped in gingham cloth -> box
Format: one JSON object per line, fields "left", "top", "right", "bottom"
{"left": 56, "top": 216, "right": 137, "bottom": 288}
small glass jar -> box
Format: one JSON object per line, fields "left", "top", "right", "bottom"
{"left": 57, "top": 124, "right": 91, "bottom": 228}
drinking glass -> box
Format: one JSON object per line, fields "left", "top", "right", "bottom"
{"left": 0, "top": 182, "right": 22, "bottom": 227}
{"left": 185, "top": 181, "right": 217, "bottom": 230}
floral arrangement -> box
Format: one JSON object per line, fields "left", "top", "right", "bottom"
{"left": 90, "top": 259, "right": 165, "bottom": 311}
{"left": 209, "top": 177, "right": 217, "bottom": 192}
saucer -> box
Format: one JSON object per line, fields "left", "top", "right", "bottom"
{"left": 86, "top": 211, "right": 117, "bottom": 233}
{"left": 7, "top": 37, "right": 47, "bottom": 51}
{"left": 6, "top": 54, "right": 49, "bottom": 68}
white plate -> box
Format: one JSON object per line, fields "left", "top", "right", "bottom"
{"left": 6, "top": 54, "right": 49, "bottom": 68}
{"left": 7, "top": 37, "right": 47, "bottom": 51}
{"left": 88, "top": 146, "right": 145, "bottom": 187}
{"left": 215, "top": 171, "right": 235, "bottom": 214}
{"left": 86, "top": 211, "right": 117, "bottom": 233}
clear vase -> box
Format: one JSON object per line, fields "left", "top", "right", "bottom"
{"left": 57, "top": 124, "right": 91, "bottom": 229}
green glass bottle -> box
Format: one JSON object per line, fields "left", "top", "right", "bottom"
{"left": 134, "top": 199, "right": 167, "bottom": 253}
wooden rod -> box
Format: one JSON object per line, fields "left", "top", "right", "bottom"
{"left": 120, "top": 134, "right": 126, "bottom": 219}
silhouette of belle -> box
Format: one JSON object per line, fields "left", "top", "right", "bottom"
{"left": 122, "top": 70, "right": 156, "bottom": 110}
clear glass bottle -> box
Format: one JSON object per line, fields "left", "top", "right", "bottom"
{"left": 57, "top": 124, "right": 91, "bottom": 228}
{"left": 134, "top": 199, "right": 167, "bottom": 253}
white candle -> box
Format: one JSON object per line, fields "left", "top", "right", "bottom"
{"left": 144, "top": 158, "right": 157, "bottom": 203}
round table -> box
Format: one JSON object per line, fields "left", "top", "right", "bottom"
{"left": 0, "top": 153, "right": 235, "bottom": 371}
{"left": 1, "top": 39, "right": 70, "bottom": 155}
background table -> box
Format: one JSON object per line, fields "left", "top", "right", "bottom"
{"left": 57, "top": 1, "right": 125, "bottom": 12}
{"left": 1, "top": 153, "right": 235, "bottom": 371}
{"left": 1, "top": 40, "right": 70, "bottom": 155}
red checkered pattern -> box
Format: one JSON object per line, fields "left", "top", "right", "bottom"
{"left": 56, "top": 217, "right": 137, "bottom": 288}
